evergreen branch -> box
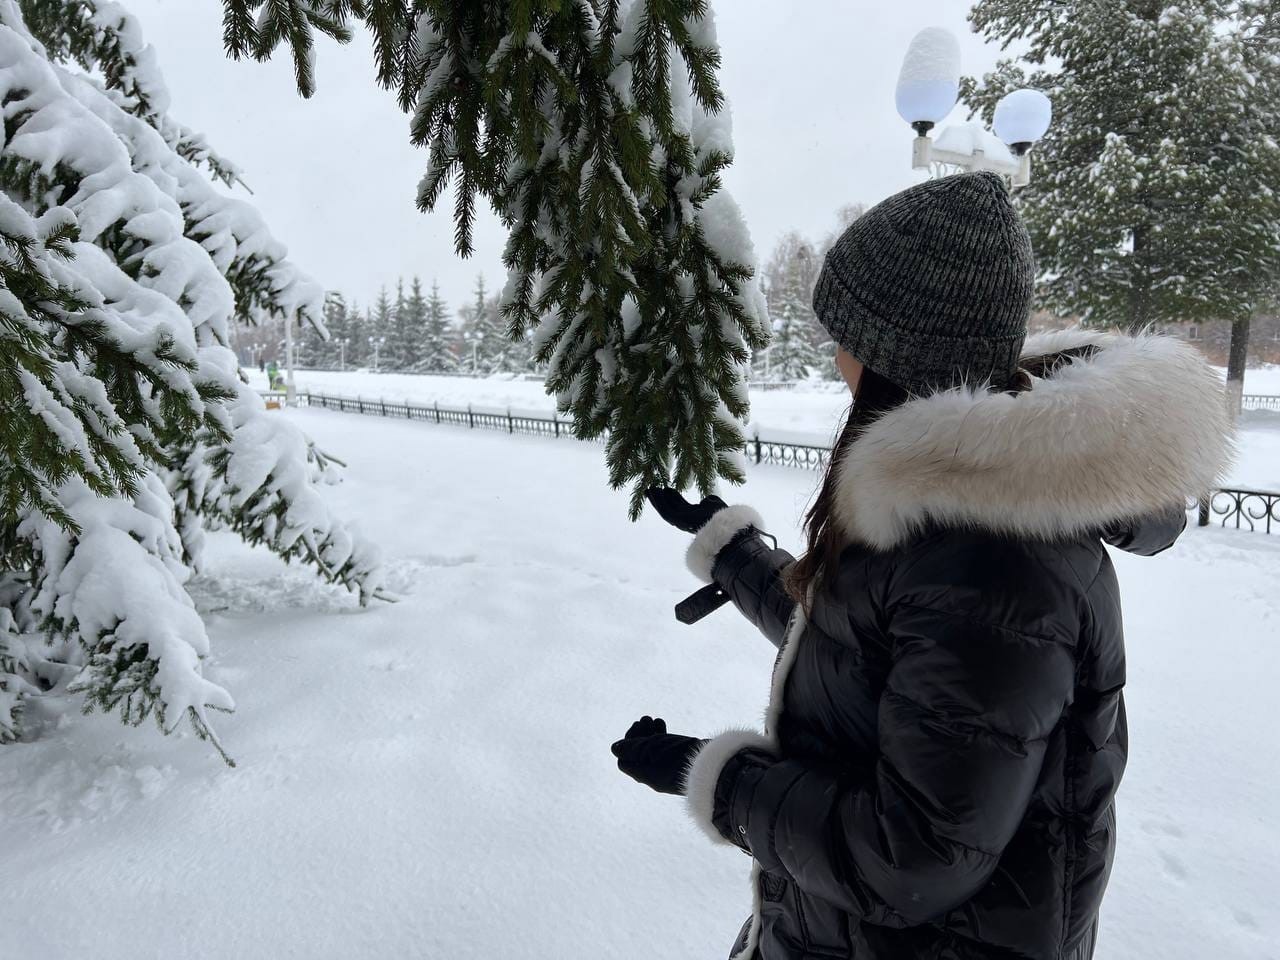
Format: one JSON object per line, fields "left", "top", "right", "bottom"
{"left": 218, "top": 0, "right": 768, "bottom": 512}
{"left": 223, "top": 0, "right": 260, "bottom": 59}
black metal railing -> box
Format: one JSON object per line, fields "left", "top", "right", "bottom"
{"left": 292, "top": 390, "right": 1278, "bottom": 536}
{"left": 752, "top": 436, "right": 831, "bottom": 470}
{"left": 300, "top": 391, "right": 830, "bottom": 468}
{"left": 1199, "top": 488, "right": 1280, "bottom": 534}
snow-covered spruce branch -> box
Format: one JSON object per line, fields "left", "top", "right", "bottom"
{"left": 219, "top": 0, "right": 770, "bottom": 517}
{"left": 19, "top": 0, "right": 249, "bottom": 189}
{"left": 1, "top": 0, "right": 383, "bottom": 758}
{"left": 168, "top": 392, "right": 384, "bottom": 605}
{"left": 19, "top": 475, "right": 237, "bottom": 765}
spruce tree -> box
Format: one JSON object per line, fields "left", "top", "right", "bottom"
{"left": 489, "top": 310, "right": 534, "bottom": 374}
{"left": 219, "top": 0, "right": 769, "bottom": 515}
{"left": 345, "top": 300, "right": 369, "bottom": 368}
{"left": 461, "top": 273, "right": 528, "bottom": 375}
{"left": 2, "top": 0, "right": 382, "bottom": 758}
{"left": 298, "top": 296, "right": 339, "bottom": 368}
{"left": 413, "top": 278, "right": 459, "bottom": 373}
{"left": 759, "top": 233, "right": 823, "bottom": 382}
{"left": 367, "top": 287, "right": 393, "bottom": 372}
{"left": 382, "top": 278, "right": 417, "bottom": 371}
{"left": 317, "top": 292, "right": 356, "bottom": 370}
{"left": 459, "top": 274, "right": 497, "bottom": 374}
{"left": 965, "top": 0, "right": 1280, "bottom": 410}
{"left": 394, "top": 277, "right": 430, "bottom": 371}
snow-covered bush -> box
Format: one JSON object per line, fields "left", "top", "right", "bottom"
{"left": 0, "top": 0, "right": 383, "bottom": 761}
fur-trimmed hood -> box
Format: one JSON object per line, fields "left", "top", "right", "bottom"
{"left": 833, "top": 329, "right": 1234, "bottom": 550}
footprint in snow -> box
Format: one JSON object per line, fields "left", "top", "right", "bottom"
{"left": 1232, "top": 909, "right": 1258, "bottom": 931}
{"left": 380, "top": 555, "right": 477, "bottom": 594}
{"left": 1141, "top": 819, "right": 1186, "bottom": 839}
{"left": 2, "top": 757, "right": 176, "bottom": 834}
{"left": 1158, "top": 850, "right": 1188, "bottom": 882}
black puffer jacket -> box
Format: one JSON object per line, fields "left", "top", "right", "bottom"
{"left": 680, "top": 331, "right": 1230, "bottom": 960}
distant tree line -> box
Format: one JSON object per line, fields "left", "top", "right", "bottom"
{"left": 247, "top": 203, "right": 868, "bottom": 383}
{"left": 279, "top": 275, "right": 538, "bottom": 375}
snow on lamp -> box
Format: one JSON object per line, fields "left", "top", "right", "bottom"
{"left": 895, "top": 27, "right": 961, "bottom": 135}
{"left": 993, "top": 89, "right": 1052, "bottom": 155}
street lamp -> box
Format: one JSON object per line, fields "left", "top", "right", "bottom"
{"left": 467, "top": 330, "right": 485, "bottom": 374}
{"left": 896, "top": 27, "right": 1051, "bottom": 187}
{"left": 338, "top": 337, "right": 349, "bottom": 372}
{"left": 368, "top": 336, "right": 385, "bottom": 374}
{"left": 283, "top": 314, "right": 297, "bottom": 405}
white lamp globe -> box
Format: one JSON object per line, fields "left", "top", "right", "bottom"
{"left": 993, "top": 89, "right": 1052, "bottom": 152}
{"left": 895, "top": 27, "right": 961, "bottom": 130}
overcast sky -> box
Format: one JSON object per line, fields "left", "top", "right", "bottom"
{"left": 125, "top": 1, "right": 1007, "bottom": 311}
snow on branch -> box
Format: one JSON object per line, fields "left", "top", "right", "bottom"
{"left": 18, "top": 475, "right": 236, "bottom": 762}
{"left": 1, "top": 0, "right": 381, "bottom": 758}
{"left": 218, "top": 0, "right": 771, "bottom": 517}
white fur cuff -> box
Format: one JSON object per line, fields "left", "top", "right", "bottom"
{"left": 685, "top": 505, "right": 765, "bottom": 583}
{"left": 683, "top": 728, "right": 776, "bottom": 847}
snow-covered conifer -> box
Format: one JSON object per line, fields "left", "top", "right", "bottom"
{"left": 366, "top": 287, "right": 393, "bottom": 372}
{"left": 759, "top": 233, "right": 823, "bottom": 382}
{"left": 318, "top": 292, "right": 358, "bottom": 370}
{"left": 460, "top": 273, "right": 527, "bottom": 375}
{"left": 344, "top": 300, "right": 368, "bottom": 368}
{"left": 412, "top": 278, "right": 458, "bottom": 373}
{"left": 1, "top": 0, "right": 382, "bottom": 758}
{"left": 965, "top": 0, "right": 1280, "bottom": 410}
{"left": 382, "top": 278, "right": 418, "bottom": 371}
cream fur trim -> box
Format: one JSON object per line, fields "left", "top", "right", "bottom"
{"left": 833, "top": 330, "right": 1235, "bottom": 549}
{"left": 685, "top": 505, "right": 764, "bottom": 583}
{"left": 765, "top": 610, "right": 807, "bottom": 738}
{"left": 683, "top": 729, "right": 776, "bottom": 847}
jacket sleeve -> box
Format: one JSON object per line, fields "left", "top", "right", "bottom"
{"left": 683, "top": 555, "right": 1077, "bottom": 925}
{"left": 685, "top": 505, "right": 797, "bottom": 648}
{"left": 1102, "top": 503, "right": 1187, "bottom": 557}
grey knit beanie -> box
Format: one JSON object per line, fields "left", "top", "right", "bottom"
{"left": 812, "top": 171, "right": 1034, "bottom": 394}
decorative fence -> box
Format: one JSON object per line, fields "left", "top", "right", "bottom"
{"left": 285, "top": 390, "right": 1278, "bottom": 537}
{"left": 1199, "top": 488, "right": 1280, "bottom": 535}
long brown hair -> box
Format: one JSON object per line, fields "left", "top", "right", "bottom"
{"left": 785, "top": 368, "right": 909, "bottom": 604}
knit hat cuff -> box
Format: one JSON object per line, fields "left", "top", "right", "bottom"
{"left": 813, "top": 267, "right": 1026, "bottom": 394}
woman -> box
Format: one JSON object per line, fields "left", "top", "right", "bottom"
{"left": 611, "top": 172, "right": 1231, "bottom": 959}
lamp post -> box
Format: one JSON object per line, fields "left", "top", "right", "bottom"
{"left": 283, "top": 314, "right": 297, "bottom": 405}
{"left": 369, "top": 335, "right": 385, "bottom": 374}
{"left": 896, "top": 27, "right": 1051, "bottom": 187}
{"left": 338, "top": 337, "right": 349, "bottom": 372}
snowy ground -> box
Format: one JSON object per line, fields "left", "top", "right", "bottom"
{"left": 251, "top": 367, "right": 1280, "bottom": 489}
{"left": 5, "top": 408, "right": 1279, "bottom": 960}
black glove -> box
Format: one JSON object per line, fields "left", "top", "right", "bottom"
{"left": 611, "top": 716, "right": 706, "bottom": 796}
{"left": 645, "top": 488, "right": 728, "bottom": 534}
